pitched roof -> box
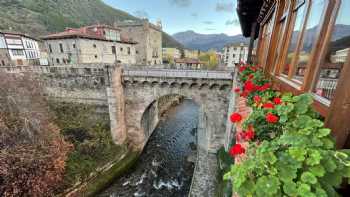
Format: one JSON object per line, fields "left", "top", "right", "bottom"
{"left": 41, "top": 27, "right": 136, "bottom": 44}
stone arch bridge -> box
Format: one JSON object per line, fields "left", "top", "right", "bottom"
{"left": 109, "top": 67, "right": 234, "bottom": 152}
{"left": 0, "top": 65, "right": 235, "bottom": 153}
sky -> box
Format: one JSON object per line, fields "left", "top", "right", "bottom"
{"left": 102, "top": 0, "right": 242, "bottom": 36}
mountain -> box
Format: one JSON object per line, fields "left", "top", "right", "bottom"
{"left": 173, "top": 30, "right": 249, "bottom": 51}
{"left": 0, "top": 0, "right": 182, "bottom": 48}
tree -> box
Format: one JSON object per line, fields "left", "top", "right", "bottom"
{"left": 0, "top": 73, "right": 71, "bottom": 196}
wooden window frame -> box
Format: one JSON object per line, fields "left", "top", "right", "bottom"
{"left": 264, "top": 0, "right": 340, "bottom": 117}
{"left": 277, "top": 0, "right": 309, "bottom": 87}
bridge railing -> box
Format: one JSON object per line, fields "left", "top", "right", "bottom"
{"left": 123, "top": 69, "right": 233, "bottom": 80}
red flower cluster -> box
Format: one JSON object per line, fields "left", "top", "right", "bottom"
{"left": 263, "top": 102, "right": 275, "bottom": 109}
{"left": 229, "top": 144, "right": 245, "bottom": 157}
{"left": 244, "top": 129, "right": 255, "bottom": 141}
{"left": 244, "top": 80, "right": 255, "bottom": 92}
{"left": 248, "top": 74, "right": 254, "bottom": 79}
{"left": 230, "top": 113, "right": 242, "bottom": 123}
{"left": 256, "top": 83, "right": 271, "bottom": 91}
{"left": 273, "top": 97, "right": 282, "bottom": 105}
{"left": 253, "top": 95, "right": 261, "bottom": 103}
{"left": 233, "top": 87, "right": 241, "bottom": 93}
{"left": 239, "top": 66, "right": 247, "bottom": 72}
{"left": 266, "top": 113, "right": 279, "bottom": 123}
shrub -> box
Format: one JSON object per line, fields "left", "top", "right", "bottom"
{"left": 0, "top": 73, "right": 70, "bottom": 196}
{"left": 225, "top": 64, "right": 350, "bottom": 197}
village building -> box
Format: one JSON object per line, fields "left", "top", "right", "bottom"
{"left": 0, "top": 31, "right": 40, "bottom": 66}
{"left": 223, "top": 43, "right": 249, "bottom": 68}
{"left": 184, "top": 49, "right": 199, "bottom": 59}
{"left": 174, "top": 58, "right": 204, "bottom": 69}
{"left": 42, "top": 25, "right": 137, "bottom": 66}
{"left": 115, "top": 19, "right": 162, "bottom": 65}
{"left": 162, "top": 47, "right": 181, "bottom": 63}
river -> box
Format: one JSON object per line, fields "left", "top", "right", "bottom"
{"left": 98, "top": 99, "right": 199, "bottom": 197}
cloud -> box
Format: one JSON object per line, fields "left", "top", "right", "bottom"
{"left": 203, "top": 21, "right": 213, "bottom": 25}
{"left": 216, "top": 2, "right": 234, "bottom": 13}
{"left": 205, "top": 28, "right": 216, "bottom": 31}
{"left": 191, "top": 13, "right": 198, "bottom": 17}
{"left": 225, "top": 19, "right": 240, "bottom": 26}
{"left": 169, "top": 0, "right": 192, "bottom": 7}
{"left": 134, "top": 10, "right": 149, "bottom": 19}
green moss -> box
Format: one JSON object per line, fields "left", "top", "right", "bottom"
{"left": 82, "top": 151, "right": 140, "bottom": 196}
{"left": 49, "top": 101, "right": 128, "bottom": 191}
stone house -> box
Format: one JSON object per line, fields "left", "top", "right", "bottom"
{"left": 116, "top": 19, "right": 162, "bottom": 65}
{"left": 42, "top": 25, "right": 137, "bottom": 66}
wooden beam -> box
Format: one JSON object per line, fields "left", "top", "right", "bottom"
{"left": 326, "top": 53, "right": 350, "bottom": 149}
{"left": 247, "top": 22, "right": 257, "bottom": 64}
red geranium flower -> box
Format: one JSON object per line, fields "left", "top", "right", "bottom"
{"left": 258, "top": 83, "right": 271, "bottom": 91}
{"left": 251, "top": 66, "right": 257, "bottom": 72}
{"left": 230, "top": 113, "right": 242, "bottom": 123}
{"left": 266, "top": 113, "right": 279, "bottom": 123}
{"left": 244, "top": 129, "right": 255, "bottom": 141}
{"left": 229, "top": 144, "right": 245, "bottom": 157}
{"left": 244, "top": 80, "right": 255, "bottom": 92}
{"left": 253, "top": 95, "right": 261, "bottom": 103}
{"left": 240, "top": 91, "right": 249, "bottom": 97}
{"left": 273, "top": 97, "right": 282, "bottom": 105}
{"left": 239, "top": 66, "right": 247, "bottom": 72}
{"left": 263, "top": 102, "right": 275, "bottom": 109}
{"left": 248, "top": 74, "right": 254, "bottom": 79}
{"left": 233, "top": 87, "right": 240, "bottom": 93}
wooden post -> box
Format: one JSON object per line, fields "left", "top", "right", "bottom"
{"left": 325, "top": 55, "right": 350, "bottom": 148}
{"left": 247, "top": 22, "right": 257, "bottom": 64}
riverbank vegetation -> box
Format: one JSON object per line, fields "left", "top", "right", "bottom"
{"left": 49, "top": 102, "right": 127, "bottom": 192}
{"left": 225, "top": 64, "right": 350, "bottom": 197}
{"left": 0, "top": 74, "right": 71, "bottom": 196}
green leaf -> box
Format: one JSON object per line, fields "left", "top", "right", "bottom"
{"left": 289, "top": 147, "right": 307, "bottom": 162}
{"left": 317, "top": 128, "right": 331, "bottom": 138}
{"left": 283, "top": 181, "right": 298, "bottom": 196}
{"left": 301, "top": 172, "right": 317, "bottom": 184}
{"left": 306, "top": 150, "right": 321, "bottom": 166}
{"left": 255, "top": 175, "right": 280, "bottom": 197}
{"left": 309, "top": 165, "right": 325, "bottom": 177}
{"left": 297, "top": 183, "right": 311, "bottom": 196}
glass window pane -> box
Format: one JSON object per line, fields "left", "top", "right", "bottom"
{"left": 282, "top": 4, "right": 307, "bottom": 76}
{"left": 292, "top": 0, "right": 326, "bottom": 82}
{"left": 314, "top": 1, "right": 350, "bottom": 101}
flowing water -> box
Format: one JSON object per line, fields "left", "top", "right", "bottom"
{"left": 98, "top": 99, "right": 199, "bottom": 197}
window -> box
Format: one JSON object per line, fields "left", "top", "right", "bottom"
{"left": 12, "top": 49, "right": 24, "bottom": 56}
{"left": 73, "top": 43, "right": 76, "bottom": 48}
{"left": 281, "top": 1, "right": 307, "bottom": 76}
{"left": 233, "top": 54, "right": 236, "bottom": 58}
{"left": 59, "top": 43, "right": 64, "bottom": 53}
{"left": 260, "top": 9, "right": 277, "bottom": 67}
{"left": 95, "top": 55, "right": 98, "bottom": 59}
{"left": 136, "top": 50, "right": 139, "bottom": 54}
{"left": 93, "top": 44, "right": 97, "bottom": 48}
{"left": 48, "top": 44, "right": 52, "bottom": 53}
{"left": 120, "top": 47, "right": 123, "bottom": 52}
{"left": 56, "top": 58, "right": 60, "bottom": 64}
{"left": 127, "top": 47, "right": 131, "bottom": 55}
{"left": 313, "top": 0, "right": 350, "bottom": 102}
{"left": 112, "top": 46, "right": 116, "bottom": 54}
{"left": 292, "top": 0, "right": 326, "bottom": 83}
{"left": 1, "top": 60, "right": 5, "bottom": 66}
